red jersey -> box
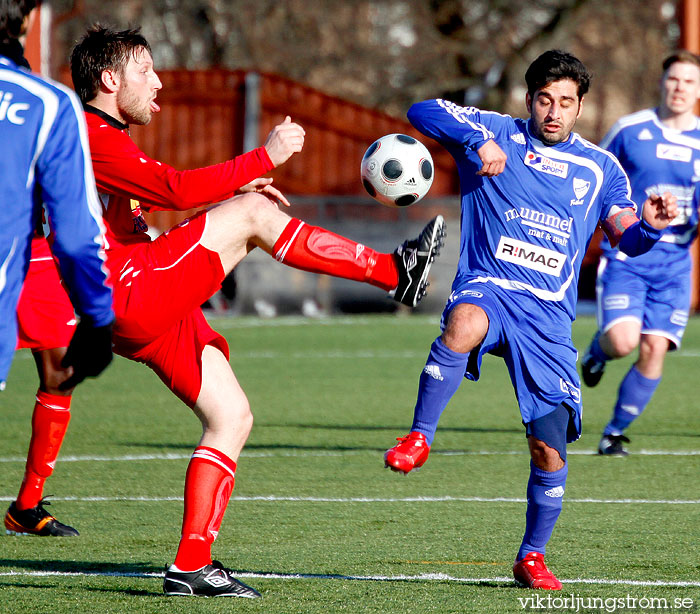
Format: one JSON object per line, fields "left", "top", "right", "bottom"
{"left": 84, "top": 106, "right": 274, "bottom": 254}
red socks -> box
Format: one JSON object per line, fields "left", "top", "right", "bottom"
{"left": 272, "top": 218, "right": 398, "bottom": 291}
{"left": 16, "top": 390, "right": 72, "bottom": 511}
{"left": 173, "top": 446, "right": 236, "bottom": 571}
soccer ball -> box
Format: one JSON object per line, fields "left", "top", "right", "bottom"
{"left": 360, "top": 134, "right": 434, "bottom": 207}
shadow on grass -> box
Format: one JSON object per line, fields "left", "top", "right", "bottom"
{"left": 0, "top": 558, "right": 163, "bottom": 576}
{"left": 116, "top": 423, "right": 523, "bottom": 453}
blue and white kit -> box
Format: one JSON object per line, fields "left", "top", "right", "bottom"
{"left": 0, "top": 55, "right": 113, "bottom": 384}
{"left": 408, "top": 99, "right": 638, "bottom": 437}
{"left": 596, "top": 109, "right": 700, "bottom": 348}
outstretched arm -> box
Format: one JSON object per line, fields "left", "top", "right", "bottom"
{"left": 89, "top": 116, "right": 305, "bottom": 212}
{"left": 602, "top": 193, "right": 678, "bottom": 256}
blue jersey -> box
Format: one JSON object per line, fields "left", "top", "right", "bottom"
{"left": 599, "top": 109, "right": 700, "bottom": 271}
{"left": 408, "top": 99, "right": 636, "bottom": 323}
{"left": 0, "top": 55, "right": 113, "bottom": 382}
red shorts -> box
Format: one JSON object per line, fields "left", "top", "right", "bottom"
{"left": 16, "top": 242, "right": 76, "bottom": 351}
{"left": 107, "top": 211, "right": 228, "bottom": 407}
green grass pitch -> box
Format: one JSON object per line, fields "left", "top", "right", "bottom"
{"left": 1, "top": 314, "right": 699, "bottom": 613}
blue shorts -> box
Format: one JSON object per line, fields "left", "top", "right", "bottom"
{"left": 596, "top": 256, "right": 690, "bottom": 350}
{"left": 441, "top": 278, "right": 582, "bottom": 444}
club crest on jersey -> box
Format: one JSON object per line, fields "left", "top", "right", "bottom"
{"left": 570, "top": 177, "right": 590, "bottom": 205}
{"left": 524, "top": 152, "right": 568, "bottom": 178}
{"left": 495, "top": 236, "right": 566, "bottom": 276}
{"left": 656, "top": 143, "right": 692, "bottom": 162}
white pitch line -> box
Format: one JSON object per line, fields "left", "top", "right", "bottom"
{"left": 0, "top": 494, "right": 698, "bottom": 505}
{"left": 231, "top": 349, "right": 425, "bottom": 359}
{"left": 1, "top": 568, "right": 698, "bottom": 589}
{"left": 1, "top": 448, "right": 700, "bottom": 464}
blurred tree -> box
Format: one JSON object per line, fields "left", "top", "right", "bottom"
{"left": 53, "top": 0, "right": 678, "bottom": 141}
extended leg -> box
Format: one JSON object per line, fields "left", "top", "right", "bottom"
{"left": 202, "top": 192, "right": 445, "bottom": 308}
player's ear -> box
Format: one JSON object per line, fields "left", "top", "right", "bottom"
{"left": 100, "top": 69, "right": 120, "bottom": 94}
{"left": 525, "top": 92, "right": 532, "bottom": 114}
{"left": 576, "top": 96, "right": 584, "bottom": 120}
{"left": 20, "top": 7, "right": 38, "bottom": 37}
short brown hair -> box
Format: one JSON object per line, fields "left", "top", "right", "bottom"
{"left": 662, "top": 50, "right": 700, "bottom": 72}
{"left": 70, "top": 25, "right": 151, "bottom": 104}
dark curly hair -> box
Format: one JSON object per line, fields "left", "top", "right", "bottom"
{"left": 525, "top": 49, "right": 591, "bottom": 100}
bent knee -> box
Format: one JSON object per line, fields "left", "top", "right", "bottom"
{"left": 528, "top": 437, "right": 565, "bottom": 471}
{"left": 235, "top": 192, "right": 281, "bottom": 225}
{"left": 639, "top": 335, "right": 670, "bottom": 358}
{"left": 442, "top": 304, "right": 489, "bottom": 353}
{"left": 605, "top": 331, "right": 639, "bottom": 357}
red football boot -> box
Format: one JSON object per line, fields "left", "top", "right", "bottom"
{"left": 513, "top": 552, "right": 562, "bottom": 590}
{"left": 384, "top": 431, "right": 430, "bottom": 474}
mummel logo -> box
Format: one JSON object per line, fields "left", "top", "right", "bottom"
{"left": 524, "top": 152, "right": 568, "bottom": 178}
{"left": 495, "top": 236, "right": 566, "bottom": 276}
{"left": 0, "top": 92, "right": 30, "bottom": 125}
{"left": 504, "top": 207, "right": 573, "bottom": 237}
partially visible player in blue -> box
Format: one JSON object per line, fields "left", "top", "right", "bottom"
{"left": 383, "top": 50, "right": 678, "bottom": 590}
{"left": 0, "top": 0, "right": 113, "bottom": 389}
{"left": 581, "top": 51, "right": 700, "bottom": 456}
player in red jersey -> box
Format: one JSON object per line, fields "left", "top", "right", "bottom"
{"left": 69, "top": 26, "right": 445, "bottom": 598}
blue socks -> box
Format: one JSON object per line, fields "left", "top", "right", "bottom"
{"left": 604, "top": 366, "right": 660, "bottom": 436}
{"left": 411, "top": 337, "right": 469, "bottom": 445}
{"left": 517, "top": 462, "right": 568, "bottom": 560}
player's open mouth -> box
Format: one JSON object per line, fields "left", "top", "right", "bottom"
{"left": 150, "top": 99, "right": 160, "bottom": 113}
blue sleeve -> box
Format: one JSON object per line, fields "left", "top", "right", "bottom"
{"left": 408, "top": 99, "right": 513, "bottom": 153}
{"left": 618, "top": 218, "right": 662, "bottom": 256}
{"left": 600, "top": 156, "right": 636, "bottom": 222}
{"left": 36, "top": 89, "right": 114, "bottom": 327}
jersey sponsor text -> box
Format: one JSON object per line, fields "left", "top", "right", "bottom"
{"left": 495, "top": 236, "right": 566, "bottom": 276}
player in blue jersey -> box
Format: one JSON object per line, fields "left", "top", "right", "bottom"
{"left": 580, "top": 50, "right": 700, "bottom": 456}
{"left": 0, "top": 0, "right": 113, "bottom": 390}
{"left": 383, "top": 50, "right": 678, "bottom": 590}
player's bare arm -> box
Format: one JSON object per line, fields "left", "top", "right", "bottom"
{"left": 264, "top": 115, "right": 305, "bottom": 167}
{"left": 476, "top": 139, "right": 507, "bottom": 177}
